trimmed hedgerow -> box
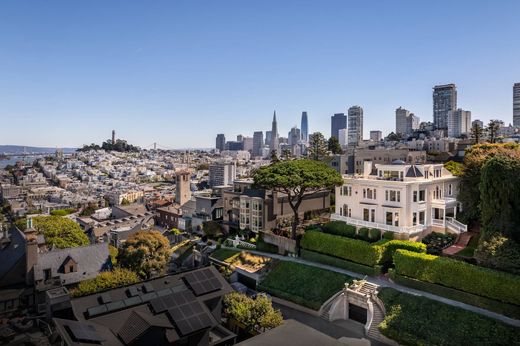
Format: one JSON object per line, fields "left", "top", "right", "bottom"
{"left": 382, "top": 231, "right": 395, "bottom": 240}
{"left": 321, "top": 221, "right": 356, "bottom": 238}
{"left": 357, "top": 227, "right": 370, "bottom": 241}
{"left": 389, "top": 270, "right": 520, "bottom": 320}
{"left": 300, "top": 249, "right": 382, "bottom": 276}
{"left": 368, "top": 228, "right": 381, "bottom": 242}
{"left": 378, "top": 288, "right": 520, "bottom": 346}
{"left": 300, "top": 231, "right": 382, "bottom": 266}
{"left": 378, "top": 240, "right": 427, "bottom": 265}
{"left": 393, "top": 249, "right": 520, "bottom": 305}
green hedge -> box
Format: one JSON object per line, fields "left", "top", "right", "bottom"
{"left": 256, "top": 237, "right": 279, "bottom": 254}
{"left": 382, "top": 231, "right": 395, "bottom": 240}
{"left": 378, "top": 240, "right": 427, "bottom": 265}
{"left": 322, "top": 221, "right": 356, "bottom": 238}
{"left": 70, "top": 269, "right": 139, "bottom": 297}
{"left": 301, "top": 231, "right": 382, "bottom": 266}
{"left": 258, "top": 261, "right": 352, "bottom": 310}
{"left": 390, "top": 270, "right": 520, "bottom": 320}
{"left": 378, "top": 288, "right": 520, "bottom": 346}
{"left": 300, "top": 249, "right": 382, "bottom": 276}
{"left": 394, "top": 249, "right": 520, "bottom": 305}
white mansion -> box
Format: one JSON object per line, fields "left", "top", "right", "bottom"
{"left": 332, "top": 161, "right": 467, "bottom": 237}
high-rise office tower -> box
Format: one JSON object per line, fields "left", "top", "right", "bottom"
{"left": 288, "top": 126, "right": 301, "bottom": 146}
{"left": 338, "top": 128, "right": 348, "bottom": 147}
{"left": 301, "top": 112, "right": 309, "bottom": 142}
{"left": 270, "top": 111, "right": 279, "bottom": 152}
{"left": 237, "top": 134, "right": 244, "bottom": 142}
{"left": 348, "top": 106, "right": 363, "bottom": 146}
{"left": 253, "top": 131, "right": 264, "bottom": 157}
{"left": 472, "top": 119, "right": 484, "bottom": 129}
{"left": 396, "top": 107, "right": 420, "bottom": 137}
{"left": 370, "top": 131, "right": 382, "bottom": 142}
{"left": 209, "top": 162, "right": 236, "bottom": 187}
{"left": 242, "top": 137, "right": 253, "bottom": 152}
{"left": 448, "top": 109, "right": 471, "bottom": 138}
{"left": 331, "top": 113, "right": 347, "bottom": 140}
{"left": 514, "top": 83, "right": 520, "bottom": 127}
{"left": 433, "top": 84, "right": 457, "bottom": 134}
{"left": 216, "top": 134, "right": 226, "bottom": 151}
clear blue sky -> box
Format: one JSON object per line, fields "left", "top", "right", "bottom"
{"left": 1, "top": 1, "right": 519, "bottom": 149}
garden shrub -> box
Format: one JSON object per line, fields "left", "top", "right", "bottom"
{"left": 378, "top": 288, "right": 520, "bottom": 346}
{"left": 70, "top": 269, "right": 139, "bottom": 297}
{"left": 382, "top": 231, "right": 395, "bottom": 240}
{"left": 357, "top": 227, "right": 370, "bottom": 241}
{"left": 368, "top": 228, "right": 381, "bottom": 242}
{"left": 322, "top": 221, "right": 356, "bottom": 238}
{"left": 393, "top": 249, "right": 520, "bottom": 305}
{"left": 377, "top": 240, "right": 427, "bottom": 265}
{"left": 300, "top": 231, "right": 382, "bottom": 266}
{"left": 422, "top": 232, "right": 456, "bottom": 255}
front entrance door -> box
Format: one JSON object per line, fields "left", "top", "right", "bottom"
{"left": 348, "top": 303, "right": 367, "bottom": 324}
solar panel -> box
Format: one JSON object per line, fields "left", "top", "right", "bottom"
{"left": 106, "top": 300, "right": 126, "bottom": 312}
{"left": 123, "top": 296, "right": 142, "bottom": 307}
{"left": 99, "top": 293, "right": 112, "bottom": 304}
{"left": 143, "top": 282, "right": 155, "bottom": 293}
{"left": 68, "top": 323, "right": 105, "bottom": 342}
{"left": 157, "top": 288, "right": 173, "bottom": 297}
{"left": 127, "top": 286, "right": 140, "bottom": 297}
{"left": 162, "top": 290, "right": 213, "bottom": 336}
{"left": 150, "top": 290, "right": 196, "bottom": 314}
{"left": 183, "top": 268, "right": 222, "bottom": 296}
{"left": 141, "top": 292, "right": 158, "bottom": 302}
{"left": 87, "top": 304, "right": 108, "bottom": 318}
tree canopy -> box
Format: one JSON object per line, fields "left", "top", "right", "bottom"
{"left": 118, "top": 230, "right": 171, "bottom": 278}
{"left": 223, "top": 292, "right": 283, "bottom": 332}
{"left": 25, "top": 215, "right": 89, "bottom": 249}
{"left": 308, "top": 132, "right": 330, "bottom": 161}
{"left": 328, "top": 136, "right": 343, "bottom": 155}
{"left": 253, "top": 159, "right": 343, "bottom": 239}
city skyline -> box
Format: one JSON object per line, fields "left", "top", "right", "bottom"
{"left": 1, "top": 1, "right": 519, "bottom": 148}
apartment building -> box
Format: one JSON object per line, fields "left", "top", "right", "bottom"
{"left": 332, "top": 161, "right": 467, "bottom": 238}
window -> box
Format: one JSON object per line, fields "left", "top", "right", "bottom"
{"left": 44, "top": 269, "right": 52, "bottom": 281}
{"left": 413, "top": 191, "right": 418, "bottom": 202}
{"left": 69, "top": 265, "right": 75, "bottom": 273}
{"left": 363, "top": 208, "right": 370, "bottom": 221}
{"left": 363, "top": 188, "right": 376, "bottom": 200}
{"left": 419, "top": 211, "right": 425, "bottom": 225}
{"left": 342, "top": 185, "right": 352, "bottom": 196}
{"left": 448, "top": 184, "right": 453, "bottom": 196}
{"left": 418, "top": 190, "right": 426, "bottom": 202}
{"left": 413, "top": 212, "right": 417, "bottom": 226}
{"left": 394, "top": 212, "right": 399, "bottom": 226}
{"left": 386, "top": 212, "right": 393, "bottom": 226}
{"left": 385, "top": 190, "right": 400, "bottom": 202}
{"left": 370, "top": 209, "right": 375, "bottom": 222}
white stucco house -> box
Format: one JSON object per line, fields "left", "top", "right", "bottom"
{"left": 332, "top": 161, "right": 467, "bottom": 237}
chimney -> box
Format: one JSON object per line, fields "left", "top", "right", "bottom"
{"left": 25, "top": 218, "right": 38, "bottom": 286}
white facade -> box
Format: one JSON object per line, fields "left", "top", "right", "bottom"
{"left": 209, "top": 162, "right": 237, "bottom": 187}
{"left": 338, "top": 128, "right": 348, "bottom": 147}
{"left": 333, "top": 162, "right": 467, "bottom": 236}
{"left": 447, "top": 109, "right": 471, "bottom": 138}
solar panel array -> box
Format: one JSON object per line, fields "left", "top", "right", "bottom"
{"left": 183, "top": 268, "right": 222, "bottom": 296}
{"left": 68, "top": 323, "right": 105, "bottom": 343}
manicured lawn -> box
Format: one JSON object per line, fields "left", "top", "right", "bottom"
{"left": 211, "top": 248, "right": 240, "bottom": 262}
{"left": 258, "top": 261, "right": 352, "bottom": 310}
{"left": 455, "top": 232, "right": 481, "bottom": 257}
{"left": 378, "top": 288, "right": 520, "bottom": 346}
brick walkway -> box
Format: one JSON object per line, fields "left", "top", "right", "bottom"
{"left": 442, "top": 232, "right": 476, "bottom": 255}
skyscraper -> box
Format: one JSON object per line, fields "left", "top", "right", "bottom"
{"left": 288, "top": 126, "right": 301, "bottom": 146}
{"left": 270, "top": 111, "right": 279, "bottom": 152}
{"left": 331, "top": 113, "right": 347, "bottom": 140}
{"left": 253, "top": 131, "right": 264, "bottom": 157}
{"left": 215, "top": 134, "right": 226, "bottom": 151}
{"left": 433, "top": 84, "right": 457, "bottom": 134}
{"left": 347, "top": 106, "right": 363, "bottom": 146}
{"left": 370, "top": 131, "right": 382, "bottom": 142}
{"left": 301, "top": 112, "right": 309, "bottom": 142}
{"left": 396, "top": 107, "right": 420, "bottom": 137}
{"left": 514, "top": 83, "right": 520, "bottom": 127}
{"left": 448, "top": 109, "right": 471, "bottom": 138}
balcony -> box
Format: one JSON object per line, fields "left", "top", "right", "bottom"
{"left": 431, "top": 196, "right": 458, "bottom": 208}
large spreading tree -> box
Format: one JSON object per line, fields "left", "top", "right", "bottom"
{"left": 253, "top": 159, "right": 343, "bottom": 239}
{"left": 223, "top": 292, "right": 282, "bottom": 332}
{"left": 118, "top": 230, "right": 171, "bottom": 278}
